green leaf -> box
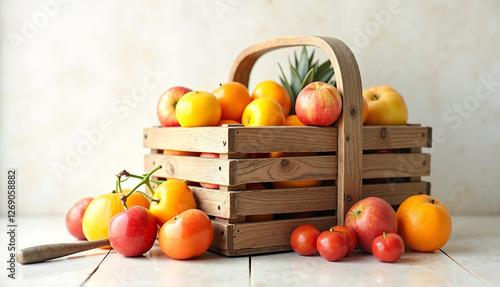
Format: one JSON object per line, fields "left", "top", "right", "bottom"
{"left": 315, "top": 60, "right": 333, "bottom": 79}
{"left": 297, "top": 46, "right": 310, "bottom": 80}
{"left": 290, "top": 65, "right": 303, "bottom": 98}
{"left": 308, "top": 48, "right": 316, "bottom": 67}
{"left": 317, "top": 69, "right": 335, "bottom": 83}
{"left": 278, "top": 63, "right": 293, "bottom": 94}
{"left": 301, "top": 68, "right": 315, "bottom": 89}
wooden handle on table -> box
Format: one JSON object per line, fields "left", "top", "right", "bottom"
{"left": 229, "top": 35, "right": 364, "bottom": 224}
{"left": 16, "top": 238, "right": 110, "bottom": 264}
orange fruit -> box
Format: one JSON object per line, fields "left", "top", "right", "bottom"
{"left": 251, "top": 80, "right": 291, "bottom": 116}
{"left": 269, "top": 152, "right": 323, "bottom": 188}
{"left": 241, "top": 98, "right": 285, "bottom": 126}
{"left": 396, "top": 195, "right": 452, "bottom": 252}
{"left": 149, "top": 180, "right": 197, "bottom": 227}
{"left": 163, "top": 150, "right": 200, "bottom": 156}
{"left": 285, "top": 115, "right": 306, "bottom": 126}
{"left": 212, "top": 82, "right": 252, "bottom": 122}
{"left": 176, "top": 91, "right": 221, "bottom": 127}
{"left": 362, "top": 97, "right": 369, "bottom": 124}
{"left": 216, "top": 119, "right": 241, "bottom": 126}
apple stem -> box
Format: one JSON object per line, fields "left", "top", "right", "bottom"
{"left": 372, "top": 94, "right": 379, "bottom": 101}
{"left": 383, "top": 232, "right": 388, "bottom": 238}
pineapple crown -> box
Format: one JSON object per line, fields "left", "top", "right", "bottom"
{"left": 278, "top": 46, "right": 336, "bottom": 115}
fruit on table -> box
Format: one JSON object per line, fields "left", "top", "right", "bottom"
{"left": 108, "top": 206, "right": 158, "bottom": 257}
{"left": 241, "top": 98, "right": 285, "bottom": 126}
{"left": 157, "top": 86, "right": 192, "bottom": 127}
{"left": 396, "top": 194, "right": 452, "bottom": 252}
{"left": 316, "top": 229, "right": 349, "bottom": 262}
{"left": 363, "top": 85, "right": 408, "bottom": 125}
{"left": 212, "top": 82, "right": 252, "bottom": 122}
{"left": 290, "top": 224, "right": 321, "bottom": 256}
{"left": 345, "top": 197, "right": 398, "bottom": 253}
{"left": 331, "top": 225, "right": 357, "bottom": 256}
{"left": 199, "top": 152, "right": 220, "bottom": 189}
{"left": 278, "top": 46, "right": 336, "bottom": 115}
{"left": 149, "top": 179, "right": 197, "bottom": 227}
{"left": 295, "top": 81, "right": 342, "bottom": 126}
{"left": 175, "top": 91, "right": 221, "bottom": 127}
{"left": 372, "top": 232, "right": 405, "bottom": 263}
{"left": 66, "top": 197, "right": 93, "bottom": 240}
{"left": 158, "top": 209, "right": 214, "bottom": 260}
{"left": 251, "top": 80, "right": 291, "bottom": 116}
{"left": 82, "top": 190, "right": 150, "bottom": 241}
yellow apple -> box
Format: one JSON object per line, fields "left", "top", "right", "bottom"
{"left": 363, "top": 86, "right": 408, "bottom": 125}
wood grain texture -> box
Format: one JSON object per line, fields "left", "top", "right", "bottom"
{"left": 211, "top": 216, "right": 336, "bottom": 255}
{"left": 144, "top": 125, "right": 431, "bottom": 153}
{"left": 145, "top": 153, "right": 429, "bottom": 185}
{"left": 16, "top": 239, "right": 110, "bottom": 264}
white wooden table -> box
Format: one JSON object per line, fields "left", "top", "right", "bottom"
{"left": 1, "top": 215, "right": 498, "bottom": 287}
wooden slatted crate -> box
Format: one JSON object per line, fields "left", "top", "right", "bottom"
{"left": 143, "top": 35, "right": 432, "bottom": 256}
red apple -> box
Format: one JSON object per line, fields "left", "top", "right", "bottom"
{"left": 345, "top": 197, "right": 397, "bottom": 253}
{"left": 66, "top": 197, "right": 94, "bottom": 240}
{"left": 157, "top": 86, "right": 192, "bottom": 127}
{"left": 295, "top": 82, "right": 342, "bottom": 126}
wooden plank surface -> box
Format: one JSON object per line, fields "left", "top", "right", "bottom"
{"left": 145, "top": 153, "right": 430, "bottom": 186}
{"left": 144, "top": 125, "right": 432, "bottom": 153}
{"left": 13, "top": 216, "right": 497, "bottom": 286}
{"left": 211, "top": 216, "right": 337, "bottom": 253}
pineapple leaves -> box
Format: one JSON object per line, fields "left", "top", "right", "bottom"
{"left": 278, "top": 46, "right": 336, "bottom": 115}
{"left": 296, "top": 47, "right": 310, "bottom": 80}
{"left": 301, "top": 68, "right": 315, "bottom": 91}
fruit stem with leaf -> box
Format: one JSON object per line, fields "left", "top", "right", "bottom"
{"left": 278, "top": 46, "right": 336, "bottom": 115}
{"left": 115, "top": 165, "right": 164, "bottom": 209}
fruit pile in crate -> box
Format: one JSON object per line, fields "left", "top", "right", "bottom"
{"left": 144, "top": 35, "right": 432, "bottom": 256}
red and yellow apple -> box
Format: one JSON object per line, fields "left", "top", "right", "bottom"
{"left": 363, "top": 86, "right": 408, "bottom": 125}
{"left": 157, "top": 86, "right": 192, "bottom": 127}
{"left": 295, "top": 82, "right": 342, "bottom": 127}
{"left": 345, "top": 197, "right": 398, "bottom": 253}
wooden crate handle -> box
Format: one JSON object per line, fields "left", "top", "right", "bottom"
{"left": 228, "top": 35, "right": 363, "bottom": 224}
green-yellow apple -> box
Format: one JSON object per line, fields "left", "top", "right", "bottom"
{"left": 363, "top": 86, "right": 408, "bottom": 125}
{"left": 345, "top": 197, "right": 398, "bottom": 253}
{"left": 295, "top": 82, "right": 342, "bottom": 126}
{"left": 157, "top": 86, "right": 191, "bottom": 127}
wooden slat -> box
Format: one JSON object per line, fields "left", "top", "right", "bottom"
{"left": 190, "top": 186, "right": 337, "bottom": 219}
{"left": 143, "top": 126, "right": 230, "bottom": 153}
{"left": 363, "top": 181, "right": 431, "bottom": 206}
{"left": 232, "top": 126, "right": 337, "bottom": 152}
{"left": 144, "top": 125, "right": 432, "bottom": 154}
{"left": 145, "top": 153, "right": 430, "bottom": 186}
{"left": 232, "top": 156, "right": 337, "bottom": 185}
{"left": 363, "top": 153, "right": 431, "bottom": 179}
{"left": 211, "top": 216, "right": 336, "bottom": 253}
{"left": 363, "top": 126, "right": 432, "bottom": 150}
{"left": 145, "top": 154, "right": 337, "bottom": 186}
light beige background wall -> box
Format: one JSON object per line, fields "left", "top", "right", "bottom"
{"left": 1, "top": 0, "right": 499, "bottom": 215}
